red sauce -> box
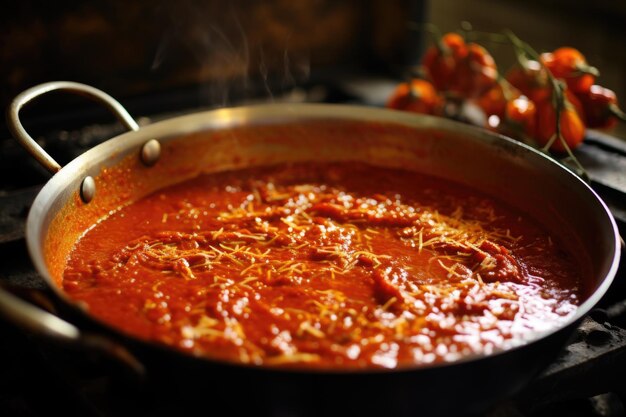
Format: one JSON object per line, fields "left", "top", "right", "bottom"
{"left": 63, "top": 162, "right": 582, "bottom": 368}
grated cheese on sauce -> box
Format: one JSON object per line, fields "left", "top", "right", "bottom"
{"left": 62, "top": 162, "right": 583, "bottom": 369}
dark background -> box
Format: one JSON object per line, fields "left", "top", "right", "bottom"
{"left": 3, "top": 1, "right": 625, "bottom": 140}
{"left": 1, "top": 0, "right": 417, "bottom": 137}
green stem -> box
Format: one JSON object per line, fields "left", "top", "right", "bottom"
{"left": 504, "top": 30, "right": 588, "bottom": 179}
{"left": 497, "top": 75, "right": 517, "bottom": 102}
{"left": 574, "top": 63, "right": 600, "bottom": 78}
{"left": 609, "top": 104, "right": 626, "bottom": 123}
{"left": 465, "top": 30, "right": 510, "bottom": 45}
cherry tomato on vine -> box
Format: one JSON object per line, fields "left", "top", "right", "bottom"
{"left": 576, "top": 85, "right": 624, "bottom": 129}
{"left": 422, "top": 32, "right": 468, "bottom": 91}
{"left": 541, "top": 47, "right": 598, "bottom": 94}
{"left": 451, "top": 43, "right": 498, "bottom": 98}
{"left": 505, "top": 96, "right": 536, "bottom": 137}
{"left": 564, "top": 88, "right": 585, "bottom": 119}
{"left": 386, "top": 79, "right": 442, "bottom": 115}
{"left": 505, "top": 60, "right": 551, "bottom": 103}
{"left": 535, "top": 98, "right": 586, "bottom": 153}
{"left": 476, "top": 84, "right": 509, "bottom": 118}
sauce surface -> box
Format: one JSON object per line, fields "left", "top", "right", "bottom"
{"left": 63, "top": 162, "right": 582, "bottom": 368}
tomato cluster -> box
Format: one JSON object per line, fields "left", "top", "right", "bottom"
{"left": 387, "top": 33, "right": 625, "bottom": 155}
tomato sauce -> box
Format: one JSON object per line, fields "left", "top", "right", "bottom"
{"left": 63, "top": 162, "right": 582, "bottom": 368}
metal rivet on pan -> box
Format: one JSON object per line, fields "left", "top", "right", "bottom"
{"left": 141, "top": 139, "right": 161, "bottom": 167}
{"left": 80, "top": 176, "right": 96, "bottom": 204}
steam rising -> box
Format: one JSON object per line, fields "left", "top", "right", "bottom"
{"left": 152, "top": 1, "right": 310, "bottom": 107}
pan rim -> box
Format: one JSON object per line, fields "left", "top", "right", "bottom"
{"left": 25, "top": 102, "right": 622, "bottom": 374}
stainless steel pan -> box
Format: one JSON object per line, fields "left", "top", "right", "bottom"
{"left": 1, "top": 81, "right": 621, "bottom": 417}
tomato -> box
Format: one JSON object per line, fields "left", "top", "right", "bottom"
{"left": 541, "top": 47, "right": 597, "bottom": 93}
{"left": 505, "top": 60, "right": 551, "bottom": 103}
{"left": 564, "top": 89, "right": 585, "bottom": 120}
{"left": 576, "top": 85, "right": 620, "bottom": 129}
{"left": 505, "top": 96, "right": 536, "bottom": 137}
{"left": 386, "top": 79, "right": 442, "bottom": 115}
{"left": 476, "top": 83, "right": 520, "bottom": 119}
{"left": 535, "top": 96, "right": 586, "bottom": 153}
{"left": 451, "top": 43, "right": 498, "bottom": 98}
{"left": 422, "top": 32, "right": 468, "bottom": 91}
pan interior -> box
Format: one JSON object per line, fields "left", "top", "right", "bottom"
{"left": 30, "top": 108, "right": 618, "bottom": 354}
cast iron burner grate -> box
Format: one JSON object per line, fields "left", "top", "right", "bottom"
{"left": 1, "top": 81, "right": 625, "bottom": 417}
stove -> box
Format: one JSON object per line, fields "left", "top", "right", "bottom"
{"left": 0, "top": 78, "right": 625, "bottom": 417}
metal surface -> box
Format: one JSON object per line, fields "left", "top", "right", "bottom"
{"left": 140, "top": 138, "right": 161, "bottom": 166}
{"left": 79, "top": 176, "right": 95, "bottom": 204}
{"left": 0, "top": 287, "right": 79, "bottom": 341}
{"left": 6, "top": 81, "right": 140, "bottom": 173}
{"left": 515, "top": 316, "right": 626, "bottom": 411}
{"left": 25, "top": 103, "right": 621, "bottom": 317}
{"left": 0, "top": 92, "right": 622, "bottom": 416}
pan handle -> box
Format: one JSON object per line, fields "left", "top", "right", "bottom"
{"left": 6, "top": 81, "right": 140, "bottom": 174}
{"left": 0, "top": 285, "right": 145, "bottom": 376}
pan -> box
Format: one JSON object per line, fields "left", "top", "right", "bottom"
{"left": 0, "top": 81, "right": 621, "bottom": 417}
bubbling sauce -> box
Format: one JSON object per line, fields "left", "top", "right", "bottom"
{"left": 63, "top": 162, "right": 582, "bottom": 368}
